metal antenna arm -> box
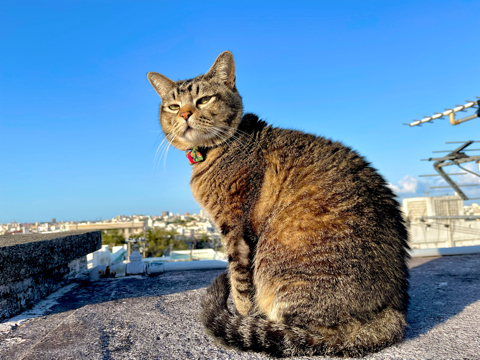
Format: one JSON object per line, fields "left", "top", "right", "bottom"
{"left": 455, "top": 162, "right": 480, "bottom": 178}
{"left": 451, "top": 140, "right": 474, "bottom": 154}
{"left": 434, "top": 162, "right": 468, "bottom": 200}
{"left": 407, "top": 98, "right": 479, "bottom": 127}
{"left": 426, "top": 141, "right": 480, "bottom": 200}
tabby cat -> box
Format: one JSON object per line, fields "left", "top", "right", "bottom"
{"left": 147, "top": 51, "right": 409, "bottom": 358}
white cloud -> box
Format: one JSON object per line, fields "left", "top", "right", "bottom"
{"left": 456, "top": 162, "right": 480, "bottom": 185}
{"left": 389, "top": 163, "right": 480, "bottom": 199}
{"left": 452, "top": 162, "right": 480, "bottom": 199}
{"left": 388, "top": 175, "right": 417, "bottom": 194}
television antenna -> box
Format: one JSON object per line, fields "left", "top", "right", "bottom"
{"left": 405, "top": 97, "right": 479, "bottom": 127}
{"left": 420, "top": 141, "right": 480, "bottom": 200}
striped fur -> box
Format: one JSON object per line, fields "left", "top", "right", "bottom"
{"left": 147, "top": 51, "right": 409, "bottom": 358}
{"left": 201, "top": 273, "right": 406, "bottom": 357}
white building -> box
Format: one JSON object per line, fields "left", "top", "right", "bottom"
{"left": 403, "top": 196, "right": 480, "bottom": 248}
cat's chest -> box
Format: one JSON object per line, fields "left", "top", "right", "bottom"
{"left": 190, "top": 152, "right": 261, "bottom": 222}
{"left": 191, "top": 163, "right": 253, "bottom": 205}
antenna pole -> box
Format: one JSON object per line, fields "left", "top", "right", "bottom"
{"left": 422, "top": 141, "right": 480, "bottom": 200}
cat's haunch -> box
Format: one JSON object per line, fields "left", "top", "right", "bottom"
{"left": 148, "top": 51, "right": 409, "bottom": 358}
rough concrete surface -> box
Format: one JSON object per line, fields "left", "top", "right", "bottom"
{"left": 0, "top": 257, "right": 88, "bottom": 321}
{"left": 0, "top": 231, "right": 102, "bottom": 321}
{"left": 1, "top": 254, "right": 479, "bottom": 360}
{"left": 0, "top": 231, "right": 102, "bottom": 285}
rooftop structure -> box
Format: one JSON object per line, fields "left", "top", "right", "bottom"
{"left": 0, "top": 232, "right": 479, "bottom": 359}
{"left": 403, "top": 195, "right": 480, "bottom": 249}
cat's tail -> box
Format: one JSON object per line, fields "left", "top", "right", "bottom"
{"left": 200, "top": 273, "right": 406, "bottom": 358}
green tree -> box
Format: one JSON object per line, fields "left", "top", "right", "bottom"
{"left": 195, "top": 234, "right": 212, "bottom": 249}
{"left": 142, "top": 228, "right": 189, "bottom": 257}
{"left": 102, "top": 229, "right": 125, "bottom": 250}
{"left": 171, "top": 219, "right": 187, "bottom": 226}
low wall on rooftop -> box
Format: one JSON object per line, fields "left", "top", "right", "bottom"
{"left": 0, "top": 231, "right": 101, "bottom": 321}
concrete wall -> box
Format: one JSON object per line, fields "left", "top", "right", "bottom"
{"left": 409, "top": 219, "right": 480, "bottom": 248}
{"left": 0, "top": 231, "right": 101, "bottom": 321}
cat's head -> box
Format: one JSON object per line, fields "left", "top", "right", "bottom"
{"left": 147, "top": 51, "right": 243, "bottom": 151}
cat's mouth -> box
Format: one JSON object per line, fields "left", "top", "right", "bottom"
{"left": 181, "top": 121, "right": 218, "bottom": 146}
{"left": 183, "top": 126, "right": 197, "bottom": 140}
{"left": 182, "top": 125, "right": 208, "bottom": 143}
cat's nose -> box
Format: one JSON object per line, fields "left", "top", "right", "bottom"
{"left": 180, "top": 111, "right": 192, "bottom": 119}
{"left": 179, "top": 105, "right": 194, "bottom": 120}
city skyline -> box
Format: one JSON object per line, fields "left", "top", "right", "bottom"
{"left": 0, "top": 210, "right": 227, "bottom": 249}
{"left": 2, "top": 1, "right": 479, "bottom": 223}
{"left": 0, "top": 211, "right": 202, "bottom": 227}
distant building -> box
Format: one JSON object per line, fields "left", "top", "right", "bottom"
{"left": 402, "top": 195, "right": 462, "bottom": 222}
{"left": 153, "top": 221, "right": 167, "bottom": 228}
{"left": 403, "top": 195, "right": 480, "bottom": 249}
{"left": 464, "top": 203, "right": 480, "bottom": 215}
{"left": 65, "top": 221, "right": 146, "bottom": 239}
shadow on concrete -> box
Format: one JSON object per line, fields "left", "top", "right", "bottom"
{"left": 7, "top": 254, "right": 480, "bottom": 343}
{"left": 43, "top": 269, "right": 225, "bottom": 317}
{"left": 405, "top": 253, "right": 480, "bottom": 340}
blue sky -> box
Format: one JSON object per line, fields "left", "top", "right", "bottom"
{"left": 1, "top": 0, "right": 479, "bottom": 223}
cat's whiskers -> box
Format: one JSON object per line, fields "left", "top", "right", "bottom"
{"left": 153, "top": 136, "right": 170, "bottom": 173}
{"left": 217, "top": 123, "right": 253, "bottom": 143}
{"left": 195, "top": 115, "right": 251, "bottom": 151}
{"left": 214, "top": 129, "right": 250, "bottom": 155}
{"left": 154, "top": 125, "right": 181, "bottom": 173}
{"left": 208, "top": 125, "right": 239, "bottom": 146}
{"left": 162, "top": 132, "right": 177, "bottom": 170}
{"left": 208, "top": 127, "right": 235, "bottom": 149}
{"left": 215, "top": 125, "right": 256, "bottom": 155}
{"left": 151, "top": 127, "right": 170, "bottom": 152}
{"left": 216, "top": 128, "right": 247, "bottom": 151}
{"left": 233, "top": 125, "right": 267, "bottom": 155}
{"left": 154, "top": 123, "right": 257, "bottom": 173}
{"left": 216, "top": 131, "right": 259, "bottom": 163}
{"left": 190, "top": 120, "right": 233, "bottom": 149}
{"left": 152, "top": 133, "right": 166, "bottom": 167}
{"left": 151, "top": 132, "right": 164, "bottom": 150}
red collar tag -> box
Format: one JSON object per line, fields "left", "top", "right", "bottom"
{"left": 186, "top": 147, "right": 204, "bottom": 165}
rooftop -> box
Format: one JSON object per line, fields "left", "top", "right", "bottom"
{"left": 0, "top": 253, "right": 479, "bottom": 359}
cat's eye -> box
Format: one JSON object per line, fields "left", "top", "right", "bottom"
{"left": 168, "top": 104, "right": 180, "bottom": 111}
{"left": 197, "top": 96, "right": 212, "bottom": 106}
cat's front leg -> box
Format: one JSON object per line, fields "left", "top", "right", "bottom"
{"left": 225, "top": 228, "right": 253, "bottom": 316}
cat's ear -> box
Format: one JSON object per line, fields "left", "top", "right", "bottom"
{"left": 205, "top": 51, "right": 236, "bottom": 90}
{"left": 147, "top": 72, "right": 175, "bottom": 98}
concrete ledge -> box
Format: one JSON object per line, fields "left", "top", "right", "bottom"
{"left": 0, "top": 231, "right": 101, "bottom": 320}
{"left": 1, "top": 254, "right": 479, "bottom": 359}
{"left": 409, "top": 245, "right": 480, "bottom": 257}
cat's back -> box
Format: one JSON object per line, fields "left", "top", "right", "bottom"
{"left": 252, "top": 120, "right": 401, "bottom": 233}
{"left": 251, "top": 121, "right": 409, "bottom": 321}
